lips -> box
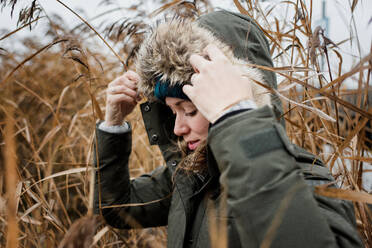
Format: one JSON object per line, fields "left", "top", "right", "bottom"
{"left": 187, "top": 140, "right": 200, "bottom": 150}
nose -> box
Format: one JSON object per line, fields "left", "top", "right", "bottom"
{"left": 173, "top": 114, "right": 189, "bottom": 137}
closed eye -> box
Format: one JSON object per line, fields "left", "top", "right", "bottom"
{"left": 185, "top": 110, "right": 197, "bottom": 117}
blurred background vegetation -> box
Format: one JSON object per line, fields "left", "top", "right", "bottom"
{"left": 0, "top": 0, "right": 371, "bottom": 247}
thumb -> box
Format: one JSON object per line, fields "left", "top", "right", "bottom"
{"left": 182, "top": 84, "right": 195, "bottom": 100}
{"left": 135, "top": 92, "right": 142, "bottom": 102}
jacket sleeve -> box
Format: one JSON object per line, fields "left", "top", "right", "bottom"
{"left": 93, "top": 125, "right": 173, "bottom": 229}
{"left": 207, "top": 106, "right": 363, "bottom": 247}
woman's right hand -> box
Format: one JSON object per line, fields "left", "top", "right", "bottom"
{"left": 105, "top": 70, "right": 141, "bottom": 126}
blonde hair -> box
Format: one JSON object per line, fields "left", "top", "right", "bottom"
{"left": 175, "top": 139, "right": 207, "bottom": 175}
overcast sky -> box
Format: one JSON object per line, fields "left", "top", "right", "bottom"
{"left": 1, "top": 0, "right": 371, "bottom": 88}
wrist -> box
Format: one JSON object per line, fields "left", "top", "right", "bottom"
{"left": 105, "top": 120, "right": 123, "bottom": 126}
{"left": 105, "top": 114, "right": 125, "bottom": 127}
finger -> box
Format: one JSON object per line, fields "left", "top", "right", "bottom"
{"left": 125, "top": 70, "right": 140, "bottom": 83}
{"left": 122, "top": 78, "right": 138, "bottom": 90}
{"left": 109, "top": 75, "right": 137, "bottom": 90}
{"left": 203, "top": 44, "right": 226, "bottom": 62}
{"left": 107, "top": 85, "right": 137, "bottom": 98}
{"left": 107, "top": 94, "right": 136, "bottom": 105}
{"left": 182, "top": 84, "right": 195, "bottom": 100}
{"left": 189, "top": 54, "right": 208, "bottom": 72}
{"left": 135, "top": 92, "right": 142, "bottom": 102}
{"left": 190, "top": 73, "right": 199, "bottom": 85}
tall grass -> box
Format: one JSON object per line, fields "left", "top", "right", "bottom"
{"left": 0, "top": 0, "right": 371, "bottom": 247}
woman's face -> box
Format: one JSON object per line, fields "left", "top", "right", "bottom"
{"left": 165, "top": 97, "right": 209, "bottom": 150}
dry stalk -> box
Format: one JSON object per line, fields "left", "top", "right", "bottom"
{"left": 4, "top": 108, "right": 19, "bottom": 248}
{"left": 0, "top": 0, "right": 371, "bottom": 246}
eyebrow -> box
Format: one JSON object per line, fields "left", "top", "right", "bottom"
{"left": 166, "top": 99, "right": 187, "bottom": 110}
{"left": 175, "top": 100, "right": 185, "bottom": 106}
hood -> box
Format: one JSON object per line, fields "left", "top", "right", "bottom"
{"left": 135, "top": 10, "right": 283, "bottom": 121}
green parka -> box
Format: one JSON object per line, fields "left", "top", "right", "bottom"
{"left": 93, "top": 10, "right": 363, "bottom": 248}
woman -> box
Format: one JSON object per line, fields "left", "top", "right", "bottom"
{"left": 94, "top": 10, "right": 362, "bottom": 247}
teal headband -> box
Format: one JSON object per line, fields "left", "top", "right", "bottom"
{"left": 154, "top": 77, "right": 190, "bottom": 102}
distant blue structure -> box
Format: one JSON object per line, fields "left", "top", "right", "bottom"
{"left": 317, "top": 0, "right": 329, "bottom": 36}
{"left": 315, "top": 0, "right": 330, "bottom": 70}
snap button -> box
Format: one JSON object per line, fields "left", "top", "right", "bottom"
{"left": 151, "top": 134, "right": 158, "bottom": 142}
{"left": 144, "top": 105, "right": 151, "bottom": 112}
{"left": 171, "top": 161, "right": 177, "bottom": 167}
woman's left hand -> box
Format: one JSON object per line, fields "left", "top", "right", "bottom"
{"left": 183, "top": 44, "right": 254, "bottom": 123}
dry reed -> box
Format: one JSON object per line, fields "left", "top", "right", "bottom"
{"left": 3, "top": 108, "right": 19, "bottom": 248}
{"left": 0, "top": 0, "right": 371, "bottom": 247}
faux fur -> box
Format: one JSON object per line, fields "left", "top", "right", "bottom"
{"left": 135, "top": 19, "right": 271, "bottom": 107}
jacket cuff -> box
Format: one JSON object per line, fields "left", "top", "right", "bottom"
{"left": 212, "top": 99, "right": 257, "bottom": 126}
{"left": 98, "top": 121, "right": 131, "bottom": 134}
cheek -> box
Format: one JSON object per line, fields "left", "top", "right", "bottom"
{"left": 194, "top": 115, "right": 209, "bottom": 138}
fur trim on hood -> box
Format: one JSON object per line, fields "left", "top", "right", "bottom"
{"left": 135, "top": 11, "right": 277, "bottom": 109}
